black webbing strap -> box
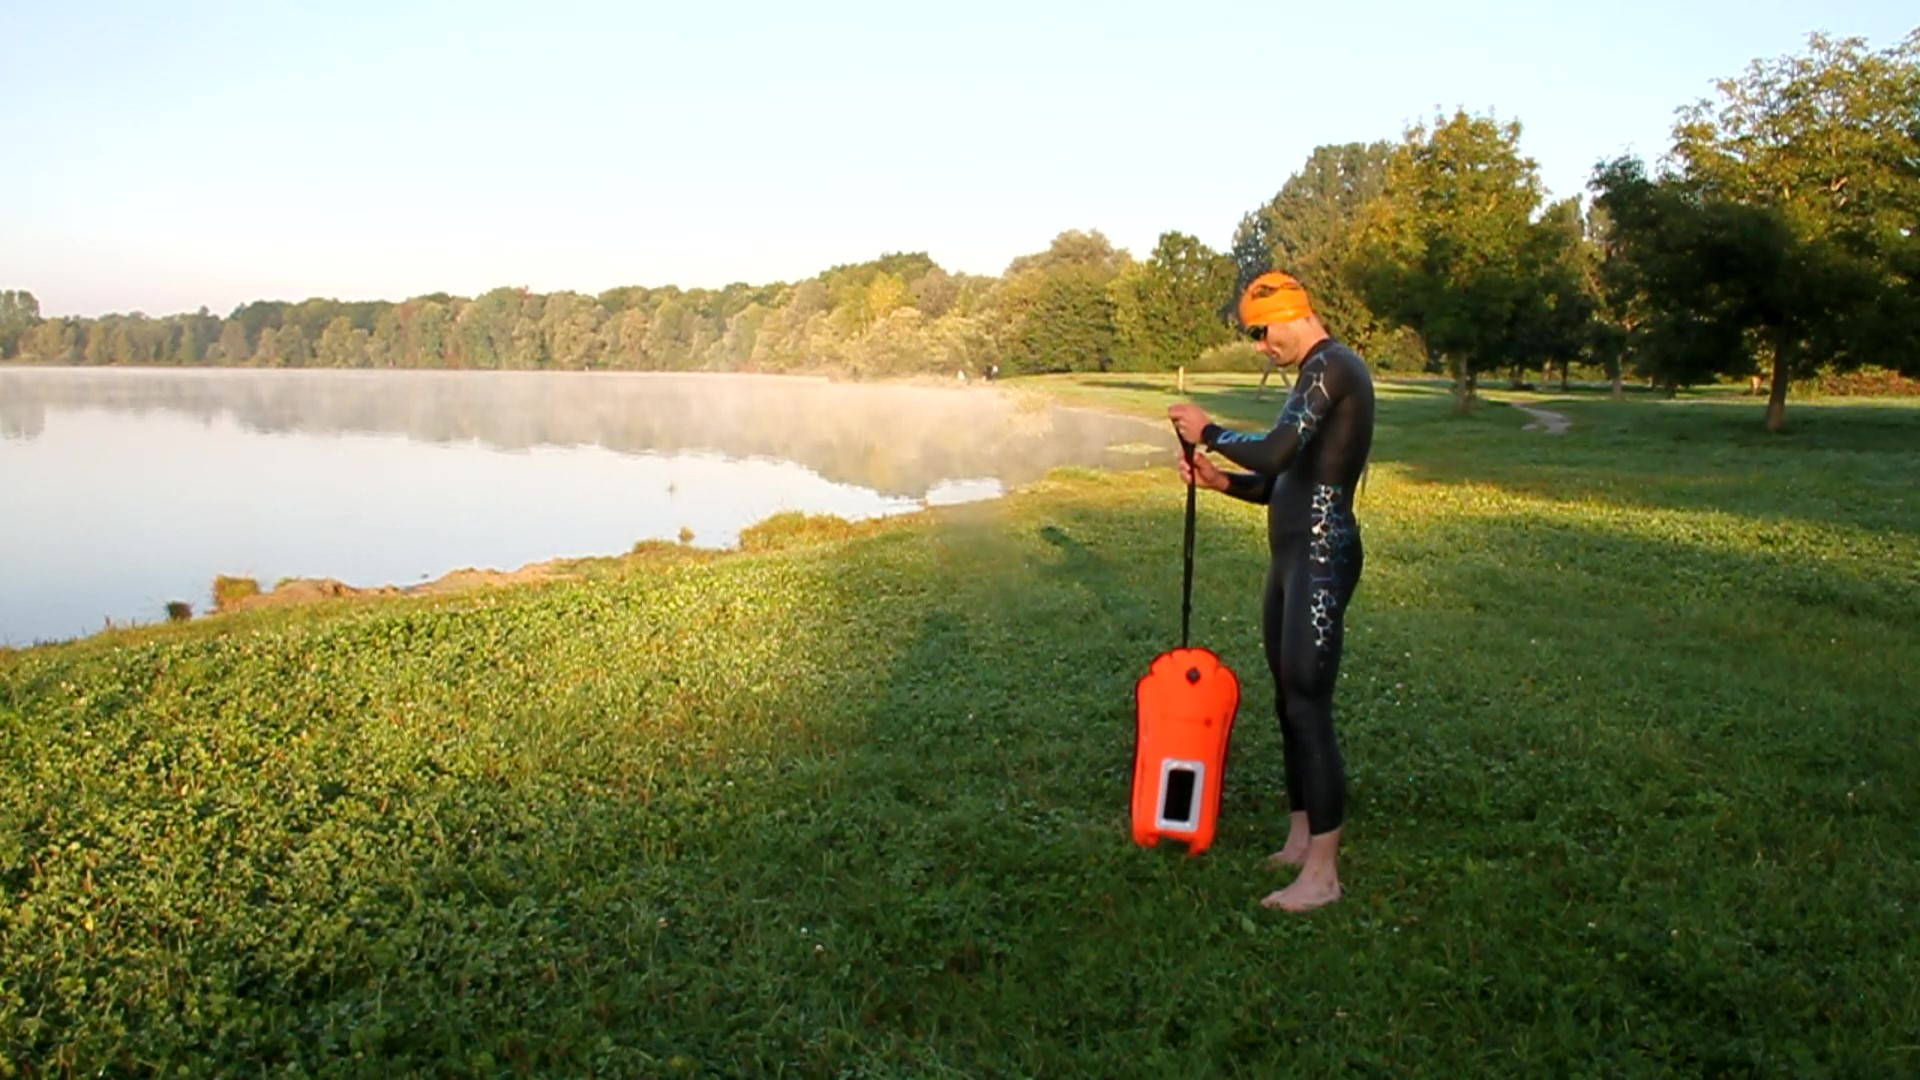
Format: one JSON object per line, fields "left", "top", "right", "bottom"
{"left": 1177, "top": 429, "right": 1197, "bottom": 650}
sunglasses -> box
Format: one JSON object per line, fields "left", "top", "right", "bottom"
{"left": 1245, "top": 325, "right": 1267, "bottom": 342}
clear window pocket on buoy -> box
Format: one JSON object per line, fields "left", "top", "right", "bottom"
{"left": 1154, "top": 759, "right": 1206, "bottom": 832}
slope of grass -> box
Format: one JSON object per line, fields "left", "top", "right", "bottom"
{"left": 2, "top": 373, "right": 1915, "bottom": 1075}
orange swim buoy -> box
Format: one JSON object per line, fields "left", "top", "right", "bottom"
{"left": 1132, "top": 432, "right": 1242, "bottom": 855}
{"left": 1132, "top": 647, "right": 1240, "bottom": 853}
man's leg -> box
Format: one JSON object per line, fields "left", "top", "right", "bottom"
{"left": 1261, "top": 543, "right": 1362, "bottom": 912}
{"left": 1260, "top": 565, "right": 1312, "bottom": 868}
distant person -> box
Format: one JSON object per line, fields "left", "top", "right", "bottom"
{"left": 1168, "top": 271, "right": 1376, "bottom": 912}
{"left": 987, "top": 362, "right": 1000, "bottom": 382}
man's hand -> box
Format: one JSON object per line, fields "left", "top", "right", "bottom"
{"left": 1167, "top": 403, "right": 1211, "bottom": 446}
{"left": 1178, "top": 447, "right": 1231, "bottom": 492}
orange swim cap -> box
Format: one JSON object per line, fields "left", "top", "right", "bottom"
{"left": 1238, "top": 271, "right": 1314, "bottom": 328}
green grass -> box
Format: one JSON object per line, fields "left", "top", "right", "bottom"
{"left": 2, "top": 373, "right": 1916, "bottom": 1076}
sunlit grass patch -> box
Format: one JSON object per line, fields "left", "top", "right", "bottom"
{"left": 738, "top": 511, "right": 874, "bottom": 552}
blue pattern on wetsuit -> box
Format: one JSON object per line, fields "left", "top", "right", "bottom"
{"left": 1211, "top": 351, "right": 1334, "bottom": 450}
{"left": 1278, "top": 355, "right": 1333, "bottom": 447}
{"left": 1306, "top": 482, "right": 1359, "bottom": 653}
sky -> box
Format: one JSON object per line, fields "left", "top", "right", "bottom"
{"left": 3, "top": 1, "right": 1914, "bottom": 317}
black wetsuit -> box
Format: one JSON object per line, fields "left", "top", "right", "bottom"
{"left": 1201, "top": 338, "right": 1375, "bottom": 835}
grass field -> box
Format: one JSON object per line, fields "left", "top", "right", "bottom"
{"left": 2, "top": 373, "right": 1916, "bottom": 1076}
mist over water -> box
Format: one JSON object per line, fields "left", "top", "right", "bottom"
{"left": 0, "top": 368, "right": 1163, "bottom": 645}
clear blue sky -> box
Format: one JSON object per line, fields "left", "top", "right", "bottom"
{"left": 4, "top": 1, "right": 1913, "bottom": 317}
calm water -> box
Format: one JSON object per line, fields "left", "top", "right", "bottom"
{"left": 0, "top": 368, "right": 1165, "bottom": 645}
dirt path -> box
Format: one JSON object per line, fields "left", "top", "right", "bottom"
{"left": 1509, "top": 402, "right": 1572, "bottom": 435}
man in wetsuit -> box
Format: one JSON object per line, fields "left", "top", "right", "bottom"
{"left": 1168, "top": 271, "right": 1375, "bottom": 912}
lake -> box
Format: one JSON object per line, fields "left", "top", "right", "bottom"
{"left": 0, "top": 367, "right": 1166, "bottom": 645}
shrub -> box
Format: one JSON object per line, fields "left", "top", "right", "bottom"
{"left": 211, "top": 575, "right": 260, "bottom": 611}
{"left": 1814, "top": 366, "right": 1920, "bottom": 397}
{"left": 737, "top": 512, "right": 859, "bottom": 552}
{"left": 1188, "top": 342, "right": 1262, "bottom": 373}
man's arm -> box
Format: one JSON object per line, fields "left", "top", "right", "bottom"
{"left": 1201, "top": 351, "right": 1337, "bottom": 475}
{"left": 1221, "top": 471, "right": 1276, "bottom": 504}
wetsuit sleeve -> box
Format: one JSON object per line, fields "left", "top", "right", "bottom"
{"left": 1221, "top": 471, "right": 1275, "bottom": 505}
{"left": 1200, "top": 349, "right": 1339, "bottom": 476}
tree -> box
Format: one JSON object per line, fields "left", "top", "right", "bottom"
{"left": 1665, "top": 30, "right": 1920, "bottom": 429}
{"left": 1004, "top": 230, "right": 1130, "bottom": 278}
{"left": 1231, "top": 143, "right": 1418, "bottom": 364}
{"left": 1593, "top": 156, "right": 1885, "bottom": 405}
{"left": 228, "top": 300, "right": 286, "bottom": 359}
{"left": 908, "top": 268, "right": 959, "bottom": 319}
{"left": 541, "top": 291, "right": 607, "bottom": 370}
{"left": 643, "top": 299, "right": 695, "bottom": 370}
{"left": 866, "top": 272, "right": 908, "bottom": 323}
{"left": 455, "top": 287, "right": 527, "bottom": 369}
{"left": 0, "top": 290, "right": 41, "bottom": 357}
{"left": 813, "top": 254, "right": 935, "bottom": 340}
{"left": 607, "top": 306, "right": 651, "bottom": 369}
{"left": 261, "top": 323, "right": 312, "bottom": 368}
{"left": 403, "top": 299, "right": 452, "bottom": 368}
{"left": 21, "top": 318, "right": 78, "bottom": 364}
{"left": 990, "top": 231, "right": 1130, "bottom": 374}
{"left": 716, "top": 303, "right": 770, "bottom": 371}
{"left": 1110, "top": 232, "right": 1236, "bottom": 372}
{"left": 926, "top": 312, "right": 995, "bottom": 375}
{"left": 1350, "top": 112, "right": 1546, "bottom": 409}
{"left": 849, "top": 307, "right": 927, "bottom": 378}
{"left": 207, "top": 318, "right": 251, "bottom": 364}
{"left": 994, "top": 269, "right": 1118, "bottom": 375}
{"left": 169, "top": 307, "right": 219, "bottom": 365}
{"left": 1581, "top": 203, "right": 1634, "bottom": 398}
{"left": 1510, "top": 199, "right": 1600, "bottom": 389}
{"left": 316, "top": 316, "right": 369, "bottom": 368}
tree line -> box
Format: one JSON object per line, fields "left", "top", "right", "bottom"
{"left": 0, "top": 241, "right": 1233, "bottom": 383}
{"left": 4, "top": 30, "right": 1915, "bottom": 430}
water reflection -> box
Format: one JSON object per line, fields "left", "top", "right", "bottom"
{"left": 0, "top": 368, "right": 1160, "bottom": 496}
{"left": 0, "top": 368, "right": 1164, "bottom": 644}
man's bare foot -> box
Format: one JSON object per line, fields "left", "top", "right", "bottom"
{"left": 1259, "top": 877, "right": 1343, "bottom": 912}
{"left": 1265, "top": 842, "right": 1308, "bottom": 868}
{"left": 1263, "top": 825, "right": 1343, "bottom": 912}
{"left": 1265, "top": 811, "right": 1311, "bottom": 868}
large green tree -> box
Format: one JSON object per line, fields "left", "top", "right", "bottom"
{"left": 992, "top": 231, "right": 1130, "bottom": 374}
{"left": 1230, "top": 142, "right": 1418, "bottom": 364}
{"left": 1510, "top": 199, "right": 1601, "bottom": 390}
{"left": 1593, "top": 156, "right": 1886, "bottom": 406}
{"left": 1109, "top": 232, "right": 1235, "bottom": 372}
{"left": 1665, "top": 30, "right": 1920, "bottom": 429}
{"left": 1350, "top": 112, "right": 1547, "bottom": 408}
